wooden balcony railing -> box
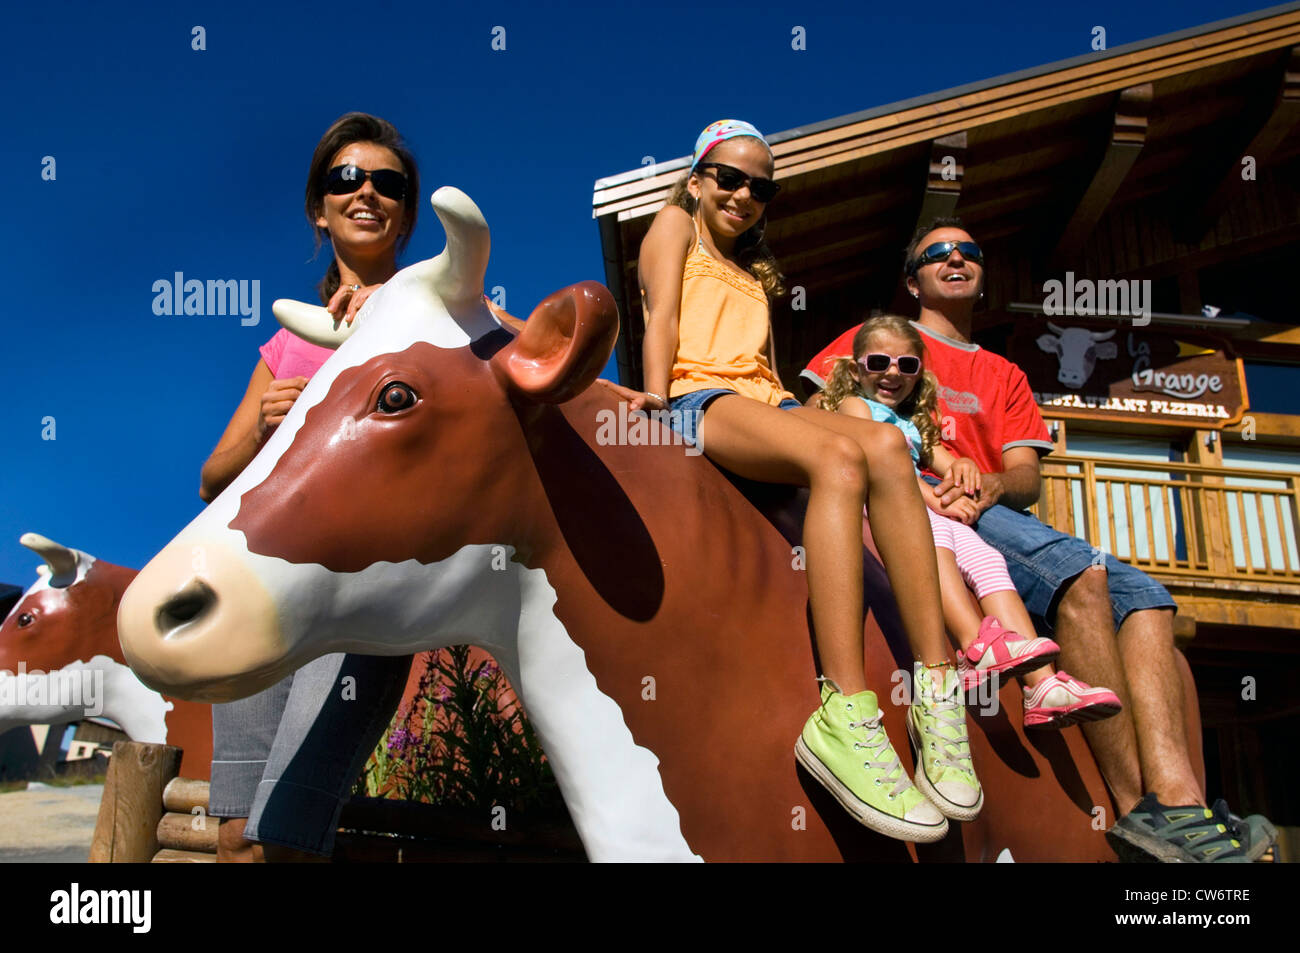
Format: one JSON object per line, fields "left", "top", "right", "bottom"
{"left": 1031, "top": 455, "right": 1300, "bottom": 586}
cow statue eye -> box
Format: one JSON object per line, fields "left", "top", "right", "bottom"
{"left": 17, "top": 612, "right": 35, "bottom": 628}
{"left": 377, "top": 382, "right": 417, "bottom": 413}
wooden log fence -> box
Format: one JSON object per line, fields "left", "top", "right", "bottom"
{"left": 91, "top": 740, "right": 585, "bottom": 863}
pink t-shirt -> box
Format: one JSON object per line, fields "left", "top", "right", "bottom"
{"left": 258, "top": 328, "right": 335, "bottom": 380}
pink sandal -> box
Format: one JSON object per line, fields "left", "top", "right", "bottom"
{"left": 957, "top": 617, "right": 1059, "bottom": 692}
{"left": 1022, "top": 671, "right": 1122, "bottom": 729}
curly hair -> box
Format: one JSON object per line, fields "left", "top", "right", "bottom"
{"left": 820, "top": 315, "right": 942, "bottom": 464}
{"left": 663, "top": 137, "right": 785, "bottom": 300}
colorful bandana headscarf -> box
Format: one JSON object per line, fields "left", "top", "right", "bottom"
{"left": 691, "top": 119, "right": 768, "bottom": 171}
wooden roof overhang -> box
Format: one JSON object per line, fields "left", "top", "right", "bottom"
{"left": 593, "top": 3, "right": 1300, "bottom": 389}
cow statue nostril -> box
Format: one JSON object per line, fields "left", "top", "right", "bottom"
{"left": 154, "top": 578, "right": 216, "bottom": 637}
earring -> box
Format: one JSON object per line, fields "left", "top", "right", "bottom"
{"left": 910, "top": 291, "right": 919, "bottom": 299}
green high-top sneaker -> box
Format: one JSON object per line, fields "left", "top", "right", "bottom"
{"left": 796, "top": 680, "right": 948, "bottom": 843}
{"left": 909, "top": 664, "right": 984, "bottom": 821}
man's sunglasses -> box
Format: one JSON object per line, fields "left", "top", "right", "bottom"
{"left": 907, "top": 241, "right": 984, "bottom": 274}
{"left": 695, "top": 162, "right": 781, "bottom": 203}
{"left": 859, "top": 353, "right": 922, "bottom": 376}
{"left": 325, "top": 164, "right": 408, "bottom": 202}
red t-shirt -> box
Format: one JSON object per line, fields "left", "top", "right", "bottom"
{"left": 801, "top": 321, "right": 1054, "bottom": 475}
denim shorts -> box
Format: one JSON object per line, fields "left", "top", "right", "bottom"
{"left": 667, "top": 387, "right": 802, "bottom": 445}
{"left": 209, "top": 651, "right": 411, "bottom": 855}
{"left": 920, "top": 476, "right": 1175, "bottom": 632}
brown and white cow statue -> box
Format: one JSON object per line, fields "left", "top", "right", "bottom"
{"left": 119, "top": 186, "right": 1146, "bottom": 861}
{"left": 1, "top": 534, "right": 212, "bottom": 779}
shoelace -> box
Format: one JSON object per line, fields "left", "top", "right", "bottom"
{"left": 850, "top": 713, "right": 913, "bottom": 800}
{"left": 918, "top": 680, "right": 974, "bottom": 776}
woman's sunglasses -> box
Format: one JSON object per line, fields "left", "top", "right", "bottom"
{"left": 859, "top": 353, "right": 922, "bottom": 376}
{"left": 907, "top": 241, "right": 984, "bottom": 274}
{"left": 325, "top": 164, "right": 408, "bottom": 202}
{"left": 695, "top": 162, "right": 781, "bottom": 203}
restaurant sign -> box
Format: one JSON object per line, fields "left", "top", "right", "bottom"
{"left": 1008, "top": 321, "right": 1247, "bottom": 426}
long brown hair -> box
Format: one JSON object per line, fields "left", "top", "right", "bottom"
{"left": 821, "top": 315, "right": 942, "bottom": 463}
{"left": 305, "top": 112, "right": 420, "bottom": 305}
{"left": 664, "top": 137, "right": 785, "bottom": 300}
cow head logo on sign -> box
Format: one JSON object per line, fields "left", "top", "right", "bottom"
{"left": 1036, "top": 323, "right": 1118, "bottom": 389}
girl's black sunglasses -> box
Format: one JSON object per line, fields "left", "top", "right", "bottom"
{"left": 696, "top": 162, "right": 781, "bottom": 203}
{"left": 325, "top": 164, "right": 408, "bottom": 202}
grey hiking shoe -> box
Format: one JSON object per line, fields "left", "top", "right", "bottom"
{"left": 1107, "top": 794, "right": 1251, "bottom": 863}
{"left": 1221, "top": 802, "right": 1277, "bottom": 862}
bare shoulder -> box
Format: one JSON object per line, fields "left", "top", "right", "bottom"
{"left": 643, "top": 204, "right": 694, "bottom": 251}
{"left": 836, "top": 396, "right": 871, "bottom": 418}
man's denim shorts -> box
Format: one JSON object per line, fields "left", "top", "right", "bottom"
{"left": 667, "top": 387, "right": 802, "bottom": 445}
{"left": 921, "top": 475, "right": 1176, "bottom": 631}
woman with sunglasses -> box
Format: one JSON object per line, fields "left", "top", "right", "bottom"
{"left": 198, "top": 112, "right": 419, "bottom": 861}
{"left": 602, "top": 120, "right": 979, "bottom": 843}
{"left": 821, "top": 315, "right": 1123, "bottom": 731}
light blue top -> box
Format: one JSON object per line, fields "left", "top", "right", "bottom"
{"left": 858, "top": 396, "right": 922, "bottom": 472}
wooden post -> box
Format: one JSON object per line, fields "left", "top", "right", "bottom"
{"left": 88, "top": 741, "right": 182, "bottom": 863}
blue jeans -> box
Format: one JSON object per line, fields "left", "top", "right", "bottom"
{"left": 921, "top": 476, "right": 1176, "bottom": 632}
{"left": 667, "top": 388, "right": 802, "bottom": 445}
{"left": 209, "top": 652, "right": 411, "bottom": 855}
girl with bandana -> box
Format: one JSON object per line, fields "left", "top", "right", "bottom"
{"left": 602, "top": 121, "right": 982, "bottom": 842}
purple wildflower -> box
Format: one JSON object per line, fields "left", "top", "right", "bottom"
{"left": 387, "top": 727, "right": 412, "bottom": 755}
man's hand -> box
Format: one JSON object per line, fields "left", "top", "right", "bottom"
{"left": 923, "top": 485, "right": 980, "bottom": 525}
{"left": 933, "top": 448, "right": 1041, "bottom": 513}
{"left": 933, "top": 469, "right": 1004, "bottom": 515}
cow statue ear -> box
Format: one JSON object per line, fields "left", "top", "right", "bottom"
{"left": 491, "top": 281, "right": 619, "bottom": 404}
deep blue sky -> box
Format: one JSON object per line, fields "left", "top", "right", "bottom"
{"left": 0, "top": 0, "right": 1280, "bottom": 584}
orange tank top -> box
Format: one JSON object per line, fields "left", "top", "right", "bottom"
{"left": 669, "top": 223, "right": 794, "bottom": 406}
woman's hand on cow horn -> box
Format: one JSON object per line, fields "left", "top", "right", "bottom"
{"left": 326, "top": 283, "right": 381, "bottom": 327}
{"left": 597, "top": 380, "right": 668, "bottom": 414}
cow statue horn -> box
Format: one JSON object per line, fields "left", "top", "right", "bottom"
{"left": 1092, "top": 329, "right": 1116, "bottom": 341}
{"left": 409, "top": 186, "right": 490, "bottom": 313}
{"left": 20, "top": 532, "right": 78, "bottom": 586}
{"left": 271, "top": 187, "right": 492, "bottom": 349}
{"left": 270, "top": 299, "right": 346, "bottom": 348}
{"left": 1046, "top": 321, "right": 1066, "bottom": 336}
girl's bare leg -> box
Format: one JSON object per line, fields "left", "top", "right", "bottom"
{"left": 936, "top": 547, "right": 984, "bottom": 648}
{"left": 788, "top": 408, "right": 951, "bottom": 683}
{"left": 698, "top": 396, "right": 870, "bottom": 694}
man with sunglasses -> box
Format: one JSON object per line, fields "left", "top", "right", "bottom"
{"left": 801, "top": 220, "right": 1274, "bottom": 863}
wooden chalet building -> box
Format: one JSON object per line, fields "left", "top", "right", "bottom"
{"left": 593, "top": 3, "right": 1300, "bottom": 856}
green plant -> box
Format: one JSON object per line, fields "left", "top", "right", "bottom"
{"left": 357, "top": 647, "right": 561, "bottom": 812}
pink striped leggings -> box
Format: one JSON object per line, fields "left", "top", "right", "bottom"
{"left": 925, "top": 508, "right": 1016, "bottom": 600}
